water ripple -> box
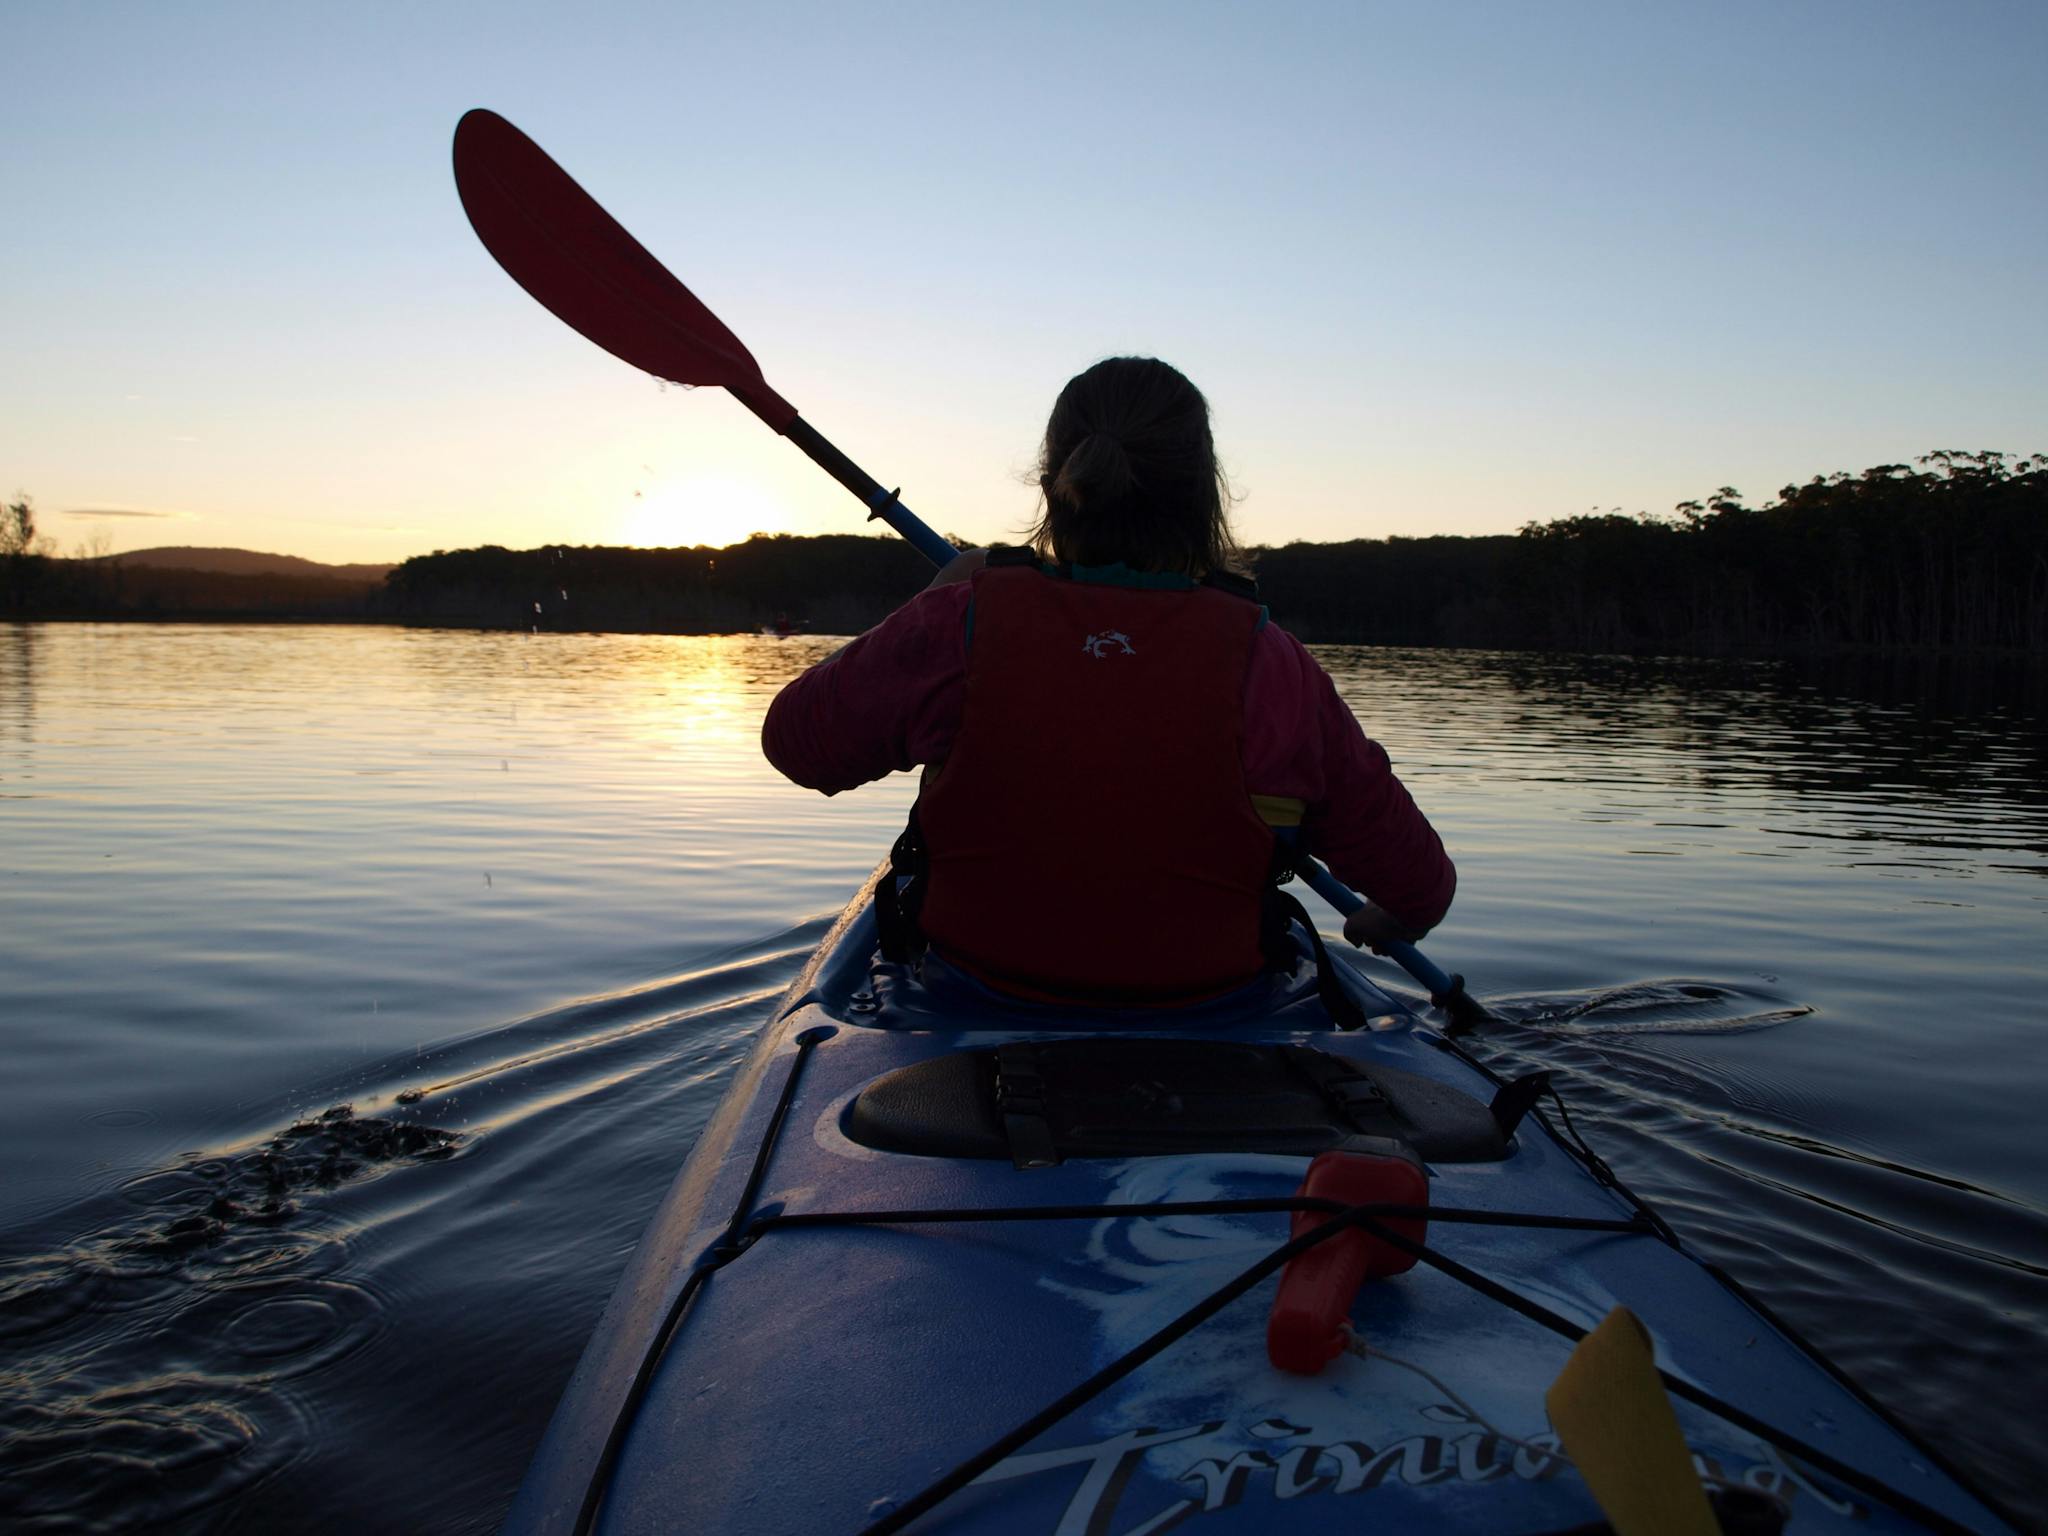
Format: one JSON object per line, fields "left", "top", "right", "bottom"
{"left": 1495, "top": 979, "right": 1815, "bottom": 1035}
{"left": 0, "top": 924, "right": 813, "bottom": 1534}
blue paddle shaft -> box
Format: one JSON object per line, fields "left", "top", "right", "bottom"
{"left": 864, "top": 485, "right": 957, "bottom": 568}
{"left": 780, "top": 416, "right": 958, "bottom": 568}
{"left": 1294, "top": 857, "right": 1462, "bottom": 1003}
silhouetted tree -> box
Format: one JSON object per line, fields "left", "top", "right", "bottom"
{"left": 2, "top": 495, "right": 56, "bottom": 611}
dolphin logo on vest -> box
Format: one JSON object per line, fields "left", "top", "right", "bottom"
{"left": 1082, "top": 630, "right": 1136, "bottom": 659}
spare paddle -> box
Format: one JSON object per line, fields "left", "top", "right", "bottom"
{"left": 1546, "top": 1308, "right": 1720, "bottom": 1536}
{"left": 450, "top": 108, "right": 1493, "bottom": 1030}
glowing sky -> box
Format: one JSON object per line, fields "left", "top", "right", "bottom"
{"left": 5, "top": 1, "right": 2044, "bottom": 565}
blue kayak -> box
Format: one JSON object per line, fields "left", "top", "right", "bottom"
{"left": 502, "top": 883, "right": 2016, "bottom": 1535}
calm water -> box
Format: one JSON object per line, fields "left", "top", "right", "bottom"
{"left": 1, "top": 622, "right": 2043, "bottom": 1532}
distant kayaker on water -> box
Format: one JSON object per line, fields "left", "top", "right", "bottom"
{"left": 763, "top": 356, "right": 1454, "bottom": 1004}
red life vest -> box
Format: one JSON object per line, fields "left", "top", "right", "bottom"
{"left": 915, "top": 556, "right": 1276, "bottom": 1003}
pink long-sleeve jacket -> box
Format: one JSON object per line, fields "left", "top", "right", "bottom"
{"left": 762, "top": 582, "right": 1455, "bottom": 934}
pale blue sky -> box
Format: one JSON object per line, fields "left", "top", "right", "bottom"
{"left": 4, "top": 1, "right": 2043, "bottom": 563}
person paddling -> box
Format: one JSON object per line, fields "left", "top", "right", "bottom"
{"left": 763, "top": 356, "right": 1454, "bottom": 1005}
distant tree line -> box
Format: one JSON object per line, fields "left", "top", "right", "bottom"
{"left": 376, "top": 534, "right": 934, "bottom": 635}
{"left": 8, "top": 451, "right": 2044, "bottom": 654}
{"left": 1263, "top": 449, "right": 2046, "bottom": 651}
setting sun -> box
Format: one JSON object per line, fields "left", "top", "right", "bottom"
{"left": 617, "top": 471, "right": 794, "bottom": 550}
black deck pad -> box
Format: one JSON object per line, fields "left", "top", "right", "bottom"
{"left": 842, "top": 1039, "right": 1509, "bottom": 1165}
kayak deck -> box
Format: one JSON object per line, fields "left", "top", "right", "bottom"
{"left": 504, "top": 889, "right": 2016, "bottom": 1535}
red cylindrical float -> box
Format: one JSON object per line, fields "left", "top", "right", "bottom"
{"left": 1266, "top": 1143, "right": 1430, "bottom": 1375}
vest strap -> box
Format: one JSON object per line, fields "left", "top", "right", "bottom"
{"left": 875, "top": 805, "right": 929, "bottom": 963}
{"left": 1266, "top": 889, "right": 1368, "bottom": 1031}
{"left": 1201, "top": 567, "right": 1260, "bottom": 601}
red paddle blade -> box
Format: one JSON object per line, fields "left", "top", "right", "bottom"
{"left": 452, "top": 109, "right": 796, "bottom": 431}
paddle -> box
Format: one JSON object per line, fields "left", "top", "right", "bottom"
{"left": 450, "top": 107, "right": 1494, "bottom": 1033}
{"left": 451, "top": 109, "right": 951, "bottom": 567}
{"left": 1293, "top": 862, "right": 1492, "bottom": 1033}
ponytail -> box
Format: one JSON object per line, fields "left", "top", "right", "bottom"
{"left": 1029, "top": 357, "right": 1243, "bottom": 578}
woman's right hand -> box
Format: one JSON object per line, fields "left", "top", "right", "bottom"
{"left": 1343, "top": 900, "right": 1427, "bottom": 955}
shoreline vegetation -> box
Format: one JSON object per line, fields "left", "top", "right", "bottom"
{"left": 7, "top": 451, "right": 2043, "bottom": 656}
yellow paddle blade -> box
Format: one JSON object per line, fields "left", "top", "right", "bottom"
{"left": 1545, "top": 1306, "right": 1720, "bottom": 1536}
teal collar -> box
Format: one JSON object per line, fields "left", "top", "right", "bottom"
{"left": 1064, "top": 561, "right": 1196, "bottom": 591}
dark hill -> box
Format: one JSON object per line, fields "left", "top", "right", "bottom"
{"left": 100, "top": 547, "right": 395, "bottom": 582}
